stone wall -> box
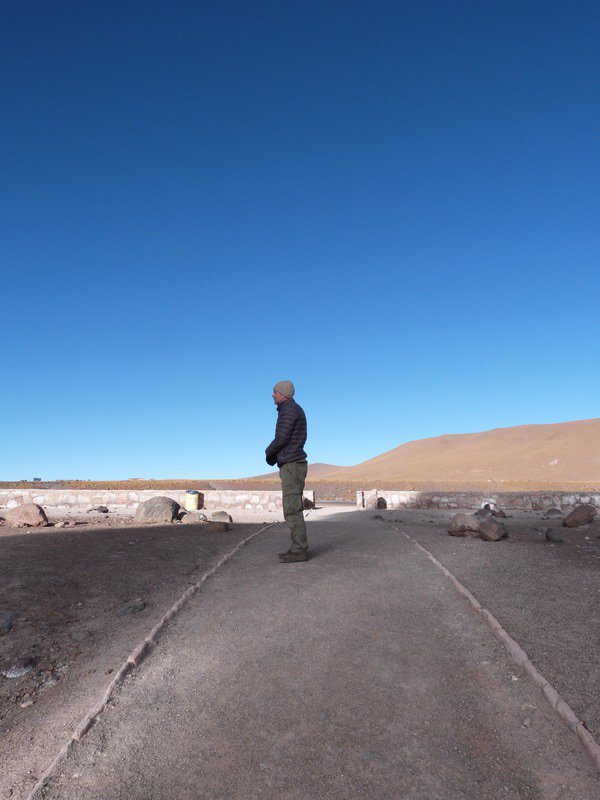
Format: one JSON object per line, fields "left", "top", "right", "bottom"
{"left": 0, "top": 488, "right": 315, "bottom": 514}
{"left": 357, "top": 489, "right": 600, "bottom": 512}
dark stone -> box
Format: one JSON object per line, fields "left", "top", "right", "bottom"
{"left": 2, "top": 657, "right": 37, "bottom": 678}
{"left": 478, "top": 519, "right": 508, "bottom": 542}
{"left": 376, "top": 497, "right": 387, "bottom": 510}
{"left": 448, "top": 514, "right": 480, "bottom": 536}
{"left": 0, "top": 611, "right": 18, "bottom": 635}
{"left": 544, "top": 508, "right": 563, "bottom": 519}
{"left": 563, "top": 505, "right": 597, "bottom": 528}
{"left": 370, "top": 514, "right": 384, "bottom": 521}
{"left": 117, "top": 598, "right": 147, "bottom": 616}
{"left": 475, "top": 508, "right": 492, "bottom": 518}
{"left": 545, "top": 529, "right": 564, "bottom": 544}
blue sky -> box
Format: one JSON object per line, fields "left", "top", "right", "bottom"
{"left": 2, "top": 1, "right": 599, "bottom": 480}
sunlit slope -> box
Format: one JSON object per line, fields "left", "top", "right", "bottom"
{"left": 326, "top": 418, "right": 600, "bottom": 484}
{"left": 249, "top": 463, "right": 344, "bottom": 480}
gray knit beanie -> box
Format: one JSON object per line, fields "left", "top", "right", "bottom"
{"left": 273, "top": 380, "right": 295, "bottom": 398}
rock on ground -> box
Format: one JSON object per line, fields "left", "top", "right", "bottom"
{"left": 0, "top": 610, "right": 18, "bottom": 634}
{"left": 4, "top": 503, "right": 48, "bottom": 527}
{"left": 563, "top": 504, "right": 597, "bottom": 528}
{"left": 211, "top": 511, "right": 233, "bottom": 523}
{"left": 474, "top": 508, "right": 493, "bottom": 518}
{"left": 478, "top": 519, "right": 508, "bottom": 542}
{"left": 134, "top": 496, "right": 180, "bottom": 524}
{"left": 448, "top": 514, "right": 480, "bottom": 536}
{"left": 180, "top": 512, "right": 209, "bottom": 525}
{"left": 117, "top": 599, "right": 146, "bottom": 617}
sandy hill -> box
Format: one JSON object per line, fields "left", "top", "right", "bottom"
{"left": 324, "top": 418, "right": 600, "bottom": 485}
{"left": 250, "top": 463, "right": 343, "bottom": 481}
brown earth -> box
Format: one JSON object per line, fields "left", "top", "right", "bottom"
{"left": 325, "top": 417, "right": 600, "bottom": 484}
{"left": 0, "top": 512, "right": 276, "bottom": 799}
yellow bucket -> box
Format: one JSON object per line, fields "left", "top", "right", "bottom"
{"left": 184, "top": 490, "right": 200, "bottom": 511}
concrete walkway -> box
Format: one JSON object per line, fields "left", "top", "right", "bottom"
{"left": 42, "top": 507, "right": 599, "bottom": 799}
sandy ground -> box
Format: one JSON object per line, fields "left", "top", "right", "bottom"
{"left": 1, "top": 507, "right": 599, "bottom": 798}
{"left": 0, "top": 508, "right": 283, "bottom": 799}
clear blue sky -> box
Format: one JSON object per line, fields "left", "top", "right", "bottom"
{"left": 2, "top": 1, "right": 599, "bottom": 480}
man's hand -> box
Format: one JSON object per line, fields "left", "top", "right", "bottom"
{"left": 265, "top": 453, "right": 277, "bottom": 466}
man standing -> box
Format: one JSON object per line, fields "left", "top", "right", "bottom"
{"left": 265, "top": 380, "right": 309, "bottom": 563}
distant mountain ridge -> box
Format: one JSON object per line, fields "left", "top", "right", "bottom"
{"left": 321, "top": 418, "right": 600, "bottom": 484}
{"left": 250, "top": 462, "right": 344, "bottom": 480}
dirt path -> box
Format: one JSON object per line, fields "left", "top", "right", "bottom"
{"left": 34, "top": 507, "right": 599, "bottom": 799}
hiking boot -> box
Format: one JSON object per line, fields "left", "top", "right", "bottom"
{"left": 278, "top": 549, "right": 292, "bottom": 559}
{"left": 279, "top": 551, "right": 309, "bottom": 563}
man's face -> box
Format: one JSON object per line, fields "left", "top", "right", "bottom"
{"left": 272, "top": 389, "right": 288, "bottom": 405}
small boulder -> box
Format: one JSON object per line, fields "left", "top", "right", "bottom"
{"left": 478, "top": 519, "right": 508, "bottom": 542}
{"left": 544, "top": 508, "right": 563, "bottom": 519}
{"left": 2, "top": 657, "right": 37, "bottom": 678}
{"left": 545, "top": 529, "right": 564, "bottom": 544}
{"left": 4, "top": 504, "right": 48, "bottom": 528}
{"left": 492, "top": 509, "right": 507, "bottom": 518}
{"left": 211, "top": 511, "right": 233, "bottom": 524}
{"left": 134, "top": 496, "right": 180, "bottom": 524}
{"left": 302, "top": 497, "right": 315, "bottom": 510}
{"left": 448, "top": 514, "right": 480, "bottom": 536}
{"left": 563, "top": 505, "right": 597, "bottom": 528}
{"left": 370, "top": 514, "right": 384, "bottom": 521}
{"left": 376, "top": 497, "right": 387, "bottom": 510}
{"left": 181, "top": 512, "right": 209, "bottom": 525}
{"left": 475, "top": 507, "right": 493, "bottom": 519}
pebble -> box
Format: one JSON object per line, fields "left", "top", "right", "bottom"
{"left": 2, "top": 658, "right": 37, "bottom": 678}
{"left": 117, "top": 598, "right": 146, "bottom": 616}
{"left": 545, "top": 529, "right": 563, "bottom": 543}
{"left": 0, "top": 610, "right": 18, "bottom": 635}
{"left": 38, "top": 675, "right": 59, "bottom": 691}
{"left": 20, "top": 700, "right": 34, "bottom": 709}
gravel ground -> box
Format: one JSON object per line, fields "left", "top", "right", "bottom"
{"left": 2, "top": 505, "right": 599, "bottom": 799}
{"left": 371, "top": 508, "right": 600, "bottom": 740}
{"left": 0, "top": 511, "right": 280, "bottom": 799}
{"left": 35, "top": 508, "right": 600, "bottom": 799}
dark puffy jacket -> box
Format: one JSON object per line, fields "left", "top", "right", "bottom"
{"left": 265, "top": 399, "right": 307, "bottom": 467}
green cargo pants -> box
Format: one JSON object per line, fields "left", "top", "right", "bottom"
{"left": 279, "top": 460, "right": 308, "bottom": 553}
